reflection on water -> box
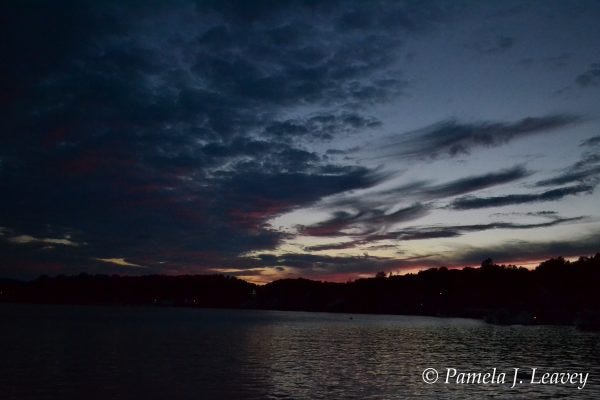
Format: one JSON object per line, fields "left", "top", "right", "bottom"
{"left": 1, "top": 304, "right": 598, "bottom": 399}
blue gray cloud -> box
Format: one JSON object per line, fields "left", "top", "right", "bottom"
{"left": 378, "top": 115, "right": 581, "bottom": 160}
{"left": 0, "top": 0, "right": 455, "bottom": 277}
{"left": 576, "top": 62, "right": 600, "bottom": 87}
{"left": 450, "top": 185, "right": 594, "bottom": 210}
{"left": 1, "top": 1, "right": 598, "bottom": 279}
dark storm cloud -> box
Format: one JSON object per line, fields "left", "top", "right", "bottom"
{"left": 212, "top": 166, "right": 384, "bottom": 211}
{"left": 0, "top": 0, "right": 454, "bottom": 276}
{"left": 184, "top": 0, "right": 448, "bottom": 110}
{"left": 575, "top": 62, "right": 600, "bottom": 87}
{"left": 380, "top": 115, "right": 580, "bottom": 159}
{"left": 450, "top": 184, "right": 594, "bottom": 210}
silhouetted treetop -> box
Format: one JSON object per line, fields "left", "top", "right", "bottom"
{"left": 1, "top": 254, "right": 599, "bottom": 327}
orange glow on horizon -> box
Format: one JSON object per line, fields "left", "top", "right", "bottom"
{"left": 238, "top": 255, "right": 586, "bottom": 284}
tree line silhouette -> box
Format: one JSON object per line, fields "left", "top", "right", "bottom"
{"left": 1, "top": 254, "right": 599, "bottom": 327}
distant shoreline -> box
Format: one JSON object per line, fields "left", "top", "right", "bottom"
{"left": 2, "top": 254, "right": 599, "bottom": 330}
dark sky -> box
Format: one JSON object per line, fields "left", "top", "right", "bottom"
{"left": 1, "top": 0, "right": 599, "bottom": 282}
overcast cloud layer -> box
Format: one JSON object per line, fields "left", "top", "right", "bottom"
{"left": 1, "top": 1, "right": 599, "bottom": 281}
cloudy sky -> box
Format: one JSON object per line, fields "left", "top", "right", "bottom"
{"left": 1, "top": 0, "right": 599, "bottom": 282}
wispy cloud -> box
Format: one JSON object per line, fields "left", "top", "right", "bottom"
{"left": 7, "top": 234, "right": 79, "bottom": 247}
{"left": 536, "top": 148, "right": 600, "bottom": 187}
{"left": 305, "top": 215, "right": 586, "bottom": 250}
{"left": 580, "top": 135, "right": 600, "bottom": 147}
{"left": 415, "top": 166, "right": 530, "bottom": 198}
{"left": 450, "top": 185, "right": 594, "bottom": 210}
{"left": 301, "top": 166, "right": 532, "bottom": 240}
{"left": 378, "top": 115, "right": 580, "bottom": 160}
{"left": 300, "top": 203, "right": 430, "bottom": 237}
{"left": 385, "top": 216, "right": 586, "bottom": 240}
{"left": 575, "top": 62, "right": 600, "bottom": 87}
{"left": 535, "top": 165, "right": 600, "bottom": 187}
{"left": 467, "top": 35, "right": 515, "bottom": 55}
{"left": 94, "top": 258, "right": 147, "bottom": 268}
{"left": 321, "top": 166, "right": 530, "bottom": 214}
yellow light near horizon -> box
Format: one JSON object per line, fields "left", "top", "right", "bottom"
{"left": 95, "top": 258, "right": 146, "bottom": 268}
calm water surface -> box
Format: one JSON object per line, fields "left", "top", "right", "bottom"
{"left": 1, "top": 304, "right": 599, "bottom": 399}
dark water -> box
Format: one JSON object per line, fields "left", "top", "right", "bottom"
{"left": 1, "top": 304, "right": 599, "bottom": 399}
